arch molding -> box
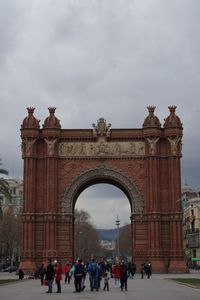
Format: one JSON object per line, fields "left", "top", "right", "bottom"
{"left": 61, "top": 165, "right": 144, "bottom": 215}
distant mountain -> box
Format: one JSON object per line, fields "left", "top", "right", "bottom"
{"left": 96, "top": 228, "right": 118, "bottom": 241}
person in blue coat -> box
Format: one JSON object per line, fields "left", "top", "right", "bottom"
{"left": 87, "top": 259, "right": 101, "bottom": 291}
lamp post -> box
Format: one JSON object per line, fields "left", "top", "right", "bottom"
{"left": 78, "top": 231, "right": 82, "bottom": 258}
{"left": 115, "top": 215, "right": 120, "bottom": 260}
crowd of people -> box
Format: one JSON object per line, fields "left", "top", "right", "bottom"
{"left": 35, "top": 257, "right": 152, "bottom": 293}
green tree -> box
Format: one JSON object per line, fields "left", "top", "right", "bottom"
{"left": 0, "top": 159, "right": 11, "bottom": 200}
{"left": 0, "top": 159, "right": 11, "bottom": 221}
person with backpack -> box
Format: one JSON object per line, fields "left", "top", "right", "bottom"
{"left": 87, "top": 258, "right": 100, "bottom": 291}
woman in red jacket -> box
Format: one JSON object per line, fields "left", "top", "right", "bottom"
{"left": 64, "top": 263, "right": 71, "bottom": 284}
{"left": 112, "top": 261, "right": 121, "bottom": 288}
{"left": 55, "top": 262, "right": 62, "bottom": 293}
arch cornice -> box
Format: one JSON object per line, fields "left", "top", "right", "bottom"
{"left": 61, "top": 165, "right": 144, "bottom": 214}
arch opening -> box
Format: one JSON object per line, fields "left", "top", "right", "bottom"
{"left": 61, "top": 165, "right": 144, "bottom": 263}
{"left": 76, "top": 182, "right": 131, "bottom": 227}
{"left": 74, "top": 183, "right": 132, "bottom": 262}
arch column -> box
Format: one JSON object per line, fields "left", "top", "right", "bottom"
{"left": 55, "top": 213, "right": 74, "bottom": 267}
{"left": 168, "top": 156, "right": 186, "bottom": 272}
{"left": 146, "top": 155, "right": 163, "bottom": 270}
{"left": 20, "top": 139, "right": 38, "bottom": 272}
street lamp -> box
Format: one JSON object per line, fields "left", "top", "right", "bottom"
{"left": 115, "top": 215, "right": 120, "bottom": 260}
{"left": 78, "top": 231, "right": 82, "bottom": 258}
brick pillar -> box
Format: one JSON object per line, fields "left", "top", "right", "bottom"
{"left": 43, "top": 153, "right": 58, "bottom": 260}
{"left": 20, "top": 138, "right": 38, "bottom": 273}
{"left": 146, "top": 155, "right": 164, "bottom": 271}
{"left": 56, "top": 214, "right": 74, "bottom": 266}
{"left": 168, "top": 156, "right": 186, "bottom": 272}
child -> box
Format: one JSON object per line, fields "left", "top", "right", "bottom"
{"left": 103, "top": 272, "right": 109, "bottom": 291}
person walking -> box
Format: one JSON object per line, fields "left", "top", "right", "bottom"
{"left": 97, "top": 262, "right": 103, "bottom": 290}
{"left": 103, "top": 272, "right": 109, "bottom": 291}
{"left": 38, "top": 264, "right": 46, "bottom": 285}
{"left": 64, "top": 263, "right": 71, "bottom": 284}
{"left": 145, "top": 261, "right": 152, "bottom": 279}
{"left": 141, "top": 263, "right": 145, "bottom": 279}
{"left": 74, "top": 259, "right": 84, "bottom": 293}
{"left": 120, "top": 261, "right": 128, "bottom": 291}
{"left": 55, "top": 261, "right": 62, "bottom": 293}
{"left": 127, "top": 261, "right": 136, "bottom": 278}
{"left": 18, "top": 269, "right": 24, "bottom": 280}
{"left": 87, "top": 258, "right": 100, "bottom": 291}
{"left": 112, "top": 261, "right": 121, "bottom": 288}
{"left": 45, "top": 258, "right": 55, "bottom": 293}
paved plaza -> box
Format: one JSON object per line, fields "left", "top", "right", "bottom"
{"left": 1, "top": 272, "right": 200, "bottom": 300}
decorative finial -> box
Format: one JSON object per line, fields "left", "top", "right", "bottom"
{"left": 27, "top": 107, "right": 35, "bottom": 114}
{"left": 168, "top": 106, "right": 177, "bottom": 114}
{"left": 43, "top": 107, "right": 61, "bottom": 129}
{"left": 48, "top": 107, "right": 56, "bottom": 114}
{"left": 164, "top": 106, "right": 182, "bottom": 128}
{"left": 147, "top": 106, "right": 156, "bottom": 114}
{"left": 21, "top": 107, "right": 40, "bottom": 129}
{"left": 143, "top": 106, "right": 161, "bottom": 128}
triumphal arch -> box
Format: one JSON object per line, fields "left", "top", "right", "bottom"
{"left": 20, "top": 106, "right": 186, "bottom": 273}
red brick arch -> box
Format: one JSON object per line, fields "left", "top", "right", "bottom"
{"left": 20, "top": 106, "right": 186, "bottom": 273}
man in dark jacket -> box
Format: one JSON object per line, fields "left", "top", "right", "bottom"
{"left": 45, "top": 258, "right": 55, "bottom": 293}
{"left": 74, "top": 259, "right": 85, "bottom": 293}
{"left": 120, "top": 261, "right": 128, "bottom": 291}
{"left": 145, "top": 261, "right": 152, "bottom": 279}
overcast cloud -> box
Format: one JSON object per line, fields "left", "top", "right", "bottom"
{"left": 0, "top": 0, "right": 200, "bottom": 228}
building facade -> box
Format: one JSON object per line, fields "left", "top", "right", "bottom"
{"left": 182, "top": 184, "right": 200, "bottom": 265}
{"left": 0, "top": 177, "right": 23, "bottom": 264}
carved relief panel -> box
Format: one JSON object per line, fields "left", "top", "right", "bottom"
{"left": 59, "top": 140, "right": 145, "bottom": 157}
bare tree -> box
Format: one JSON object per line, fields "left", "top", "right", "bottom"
{"left": 74, "top": 209, "right": 101, "bottom": 262}
{"left": 119, "top": 224, "right": 132, "bottom": 260}
{"left": 0, "top": 207, "right": 21, "bottom": 265}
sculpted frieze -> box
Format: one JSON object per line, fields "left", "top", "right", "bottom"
{"left": 59, "top": 141, "right": 145, "bottom": 157}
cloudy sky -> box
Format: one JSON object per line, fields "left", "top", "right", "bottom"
{"left": 0, "top": 0, "right": 200, "bottom": 228}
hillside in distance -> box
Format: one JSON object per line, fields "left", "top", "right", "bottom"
{"left": 96, "top": 228, "right": 118, "bottom": 241}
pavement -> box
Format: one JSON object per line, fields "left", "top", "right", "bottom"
{"left": 1, "top": 271, "right": 200, "bottom": 300}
